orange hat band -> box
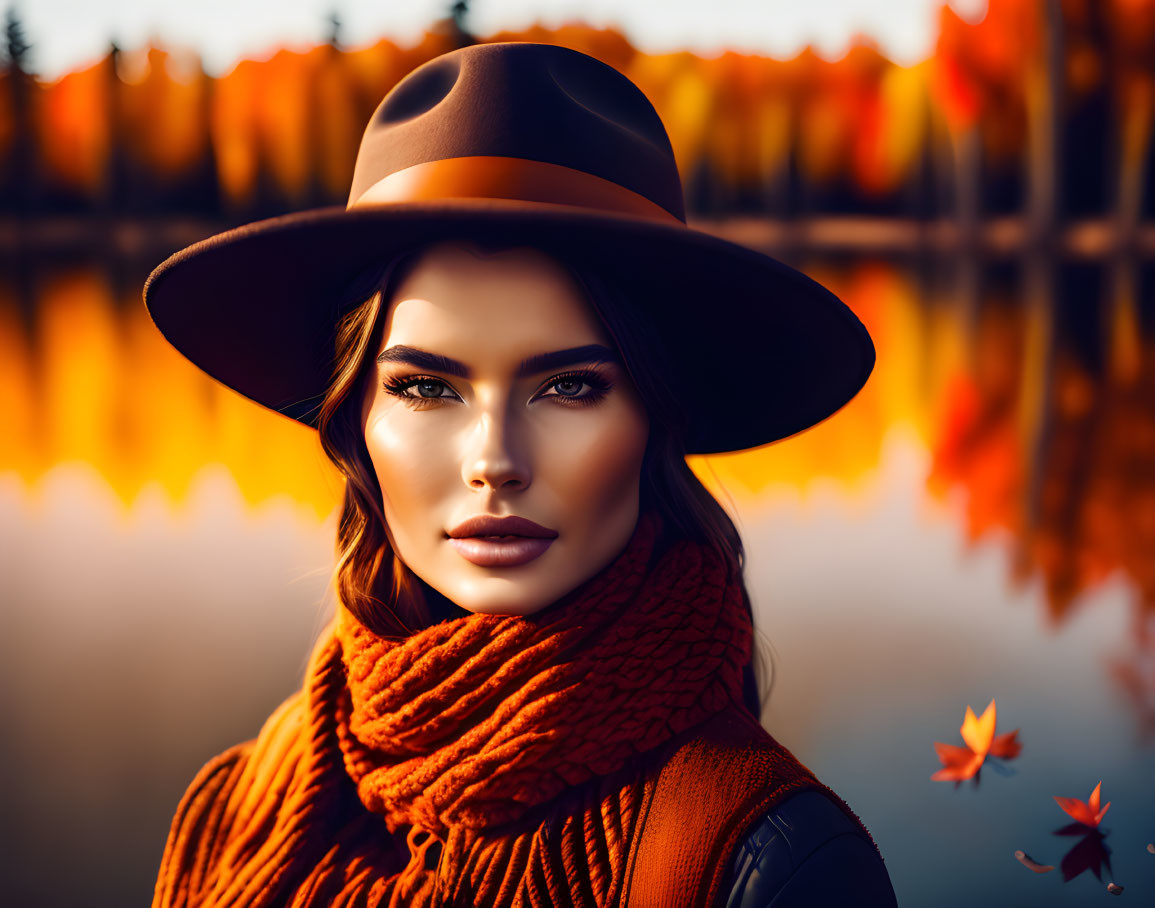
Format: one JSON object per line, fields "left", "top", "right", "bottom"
{"left": 350, "top": 155, "right": 684, "bottom": 224}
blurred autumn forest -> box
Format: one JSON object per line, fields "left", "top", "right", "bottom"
{"left": 1, "top": 1, "right": 1153, "bottom": 240}
{"left": 2, "top": 0, "right": 1155, "bottom": 722}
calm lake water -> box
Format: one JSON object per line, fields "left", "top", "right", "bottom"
{"left": 1, "top": 253, "right": 1152, "bottom": 906}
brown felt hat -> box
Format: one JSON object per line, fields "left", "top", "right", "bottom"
{"left": 144, "top": 41, "right": 874, "bottom": 455}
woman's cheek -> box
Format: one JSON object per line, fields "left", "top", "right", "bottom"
{"left": 367, "top": 408, "right": 456, "bottom": 527}
{"left": 542, "top": 405, "right": 647, "bottom": 518}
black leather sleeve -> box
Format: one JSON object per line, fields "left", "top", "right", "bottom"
{"left": 720, "top": 790, "right": 898, "bottom": 908}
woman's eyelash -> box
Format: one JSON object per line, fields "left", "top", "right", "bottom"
{"left": 381, "top": 375, "right": 459, "bottom": 403}
{"left": 537, "top": 370, "right": 613, "bottom": 406}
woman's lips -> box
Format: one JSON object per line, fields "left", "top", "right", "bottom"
{"left": 446, "top": 515, "right": 558, "bottom": 567}
{"left": 448, "top": 535, "right": 554, "bottom": 567}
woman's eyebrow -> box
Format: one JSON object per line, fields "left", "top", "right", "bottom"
{"left": 376, "top": 345, "right": 468, "bottom": 376}
{"left": 515, "top": 344, "right": 619, "bottom": 376}
{"left": 375, "top": 344, "right": 619, "bottom": 378}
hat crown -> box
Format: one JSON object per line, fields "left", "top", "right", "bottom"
{"left": 347, "top": 42, "right": 687, "bottom": 222}
{"left": 146, "top": 43, "right": 874, "bottom": 456}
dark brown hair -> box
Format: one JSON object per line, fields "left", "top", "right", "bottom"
{"left": 315, "top": 236, "right": 770, "bottom": 717}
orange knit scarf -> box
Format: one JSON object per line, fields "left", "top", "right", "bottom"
{"left": 154, "top": 513, "right": 758, "bottom": 907}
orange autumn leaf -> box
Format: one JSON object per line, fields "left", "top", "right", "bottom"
{"left": 1054, "top": 781, "right": 1112, "bottom": 828}
{"left": 931, "top": 699, "right": 1022, "bottom": 781}
{"left": 960, "top": 701, "right": 997, "bottom": 753}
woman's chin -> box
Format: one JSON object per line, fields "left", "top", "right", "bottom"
{"left": 433, "top": 573, "right": 571, "bottom": 617}
{"left": 444, "top": 589, "right": 556, "bottom": 617}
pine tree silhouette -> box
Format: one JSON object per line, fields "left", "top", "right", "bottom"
{"left": 3, "top": 6, "right": 34, "bottom": 215}
{"left": 446, "top": 0, "right": 475, "bottom": 48}
{"left": 2, "top": 5, "right": 31, "bottom": 74}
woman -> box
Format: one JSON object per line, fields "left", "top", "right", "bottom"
{"left": 145, "top": 42, "right": 896, "bottom": 906}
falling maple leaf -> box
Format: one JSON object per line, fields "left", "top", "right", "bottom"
{"left": 1054, "top": 781, "right": 1112, "bottom": 828}
{"left": 931, "top": 699, "right": 1022, "bottom": 781}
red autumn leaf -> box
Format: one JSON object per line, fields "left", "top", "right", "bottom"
{"left": 990, "top": 729, "right": 1022, "bottom": 759}
{"left": 931, "top": 742, "right": 985, "bottom": 781}
{"left": 1054, "top": 781, "right": 1112, "bottom": 828}
{"left": 931, "top": 699, "right": 1021, "bottom": 782}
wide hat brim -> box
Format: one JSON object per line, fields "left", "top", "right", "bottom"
{"left": 144, "top": 198, "right": 874, "bottom": 455}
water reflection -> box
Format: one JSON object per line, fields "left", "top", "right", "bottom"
{"left": 932, "top": 260, "right": 1155, "bottom": 625}
{"left": 2, "top": 254, "right": 1153, "bottom": 678}
{"left": 1, "top": 250, "right": 1154, "bottom": 906}
{"left": 1110, "top": 615, "right": 1155, "bottom": 741}
{"left": 1015, "top": 826, "right": 1121, "bottom": 893}
{"left": 1054, "top": 824, "right": 1114, "bottom": 884}
{"left": 0, "top": 261, "right": 340, "bottom": 514}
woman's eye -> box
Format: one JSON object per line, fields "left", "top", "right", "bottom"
{"left": 410, "top": 379, "right": 452, "bottom": 399}
{"left": 549, "top": 378, "right": 586, "bottom": 397}
{"left": 538, "top": 372, "right": 611, "bottom": 404}
{"left": 383, "top": 376, "right": 459, "bottom": 402}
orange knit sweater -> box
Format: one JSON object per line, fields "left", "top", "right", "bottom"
{"left": 152, "top": 516, "right": 852, "bottom": 907}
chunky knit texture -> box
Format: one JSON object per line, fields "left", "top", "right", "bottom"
{"left": 153, "top": 514, "right": 846, "bottom": 907}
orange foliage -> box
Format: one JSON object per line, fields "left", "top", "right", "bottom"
{"left": 484, "top": 22, "right": 636, "bottom": 73}
{"left": 854, "top": 62, "right": 931, "bottom": 196}
{"left": 211, "top": 57, "right": 261, "bottom": 206}
{"left": 36, "top": 60, "right": 111, "bottom": 197}
{"left": 0, "top": 73, "right": 14, "bottom": 163}
{"left": 248, "top": 49, "right": 313, "bottom": 203}
{"left": 15, "top": 21, "right": 939, "bottom": 208}
{"left": 929, "top": 300, "right": 1026, "bottom": 544}
{"left": 210, "top": 32, "right": 463, "bottom": 207}
{"left": 794, "top": 46, "right": 892, "bottom": 185}
{"left": 932, "top": 0, "right": 1039, "bottom": 157}
{"left": 6, "top": 7, "right": 1155, "bottom": 631}
{"left": 310, "top": 45, "right": 363, "bottom": 200}
{"left": 696, "top": 52, "right": 794, "bottom": 194}
{"left": 6, "top": 0, "right": 1154, "bottom": 210}
{"left": 1101, "top": 0, "right": 1155, "bottom": 78}
{"left": 118, "top": 47, "right": 209, "bottom": 180}
{"left": 620, "top": 50, "right": 711, "bottom": 181}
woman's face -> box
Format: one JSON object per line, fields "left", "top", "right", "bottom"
{"left": 362, "top": 240, "right": 650, "bottom": 616}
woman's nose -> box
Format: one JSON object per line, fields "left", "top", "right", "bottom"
{"left": 461, "top": 409, "right": 531, "bottom": 492}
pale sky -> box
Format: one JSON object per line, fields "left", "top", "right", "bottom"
{"left": 16, "top": 0, "right": 987, "bottom": 79}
